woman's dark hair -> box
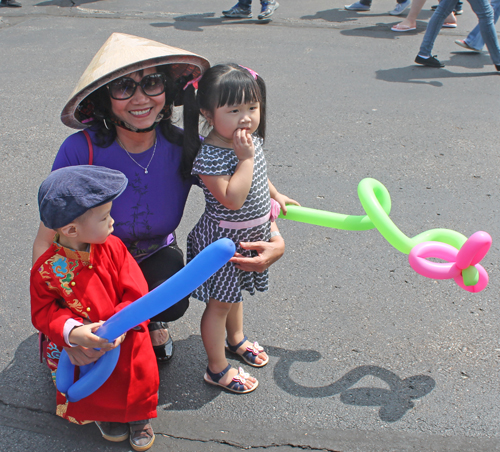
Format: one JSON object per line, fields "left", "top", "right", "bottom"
{"left": 79, "top": 65, "right": 185, "bottom": 149}
{"left": 181, "top": 63, "right": 267, "bottom": 179}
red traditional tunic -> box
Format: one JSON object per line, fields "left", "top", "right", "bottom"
{"left": 30, "top": 234, "right": 159, "bottom": 424}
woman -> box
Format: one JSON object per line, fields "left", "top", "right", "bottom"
{"left": 32, "top": 33, "right": 287, "bottom": 367}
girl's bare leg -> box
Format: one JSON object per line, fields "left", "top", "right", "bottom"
{"left": 226, "top": 302, "right": 268, "bottom": 365}
{"left": 201, "top": 298, "right": 256, "bottom": 389}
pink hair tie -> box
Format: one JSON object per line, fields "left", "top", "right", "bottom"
{"left": 239, "top": 65, "right": 259, "bottom": 80}
{"left": 183, "top": 75, "right": 202, "bottom": 91}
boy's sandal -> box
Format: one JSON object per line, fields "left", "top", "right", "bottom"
{"left": 204, "top": 364, "right": 259, "bottom": 394}
{"left": 129, "top": 420, "right": 155, "bottom": 451}
{"left": 148, "top": 321, "right": 174, "bottom": 362}
{"left": 225, "top": 335, "right": 269, "bottom": 367}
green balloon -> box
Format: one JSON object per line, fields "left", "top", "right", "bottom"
{"left": 278, "top": 178, "right": 468, "bottom": 255}
{"left": 462, "top": 266, "right": 480, "bottom": 286}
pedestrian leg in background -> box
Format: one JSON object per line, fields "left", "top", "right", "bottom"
{"left": 223, "top": 0, "right": 253, "bottom": 18}
{"left": 258, "top": 0, "right": 279, "bottom": 19}
{"left": 457, "top": 0, "right": 500, "bottom": 50}
{"left": 345, "top": 0, "right": 412, "bottom": 13}
{"left": 415, "top": 0, "right": 464, "bottom": 66}
{"left": 392, "top": 0, "right": 457, "bottom": 31}
{"left": 0, "top": 0, "right": 22, "bottom": 6}
{"left": 466, "top": 0, "right": 500, "bottom": 65}
{"left": 345, "top": 0, "right": 372, "bottom": 11}
{"left": 390, "top": 0, "right": 412, "bottom": 15}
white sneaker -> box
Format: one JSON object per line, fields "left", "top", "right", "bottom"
{"left": 345, "top": 1, "right": 371, "bottom": 11}
{"left": 389, "top": 0, "right": 411, "bottom": 15}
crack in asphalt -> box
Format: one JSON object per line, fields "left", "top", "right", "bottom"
{"left": 157, "top": 432, "right": 339, "bottom": 451}
{"left": 0, "top": 398, "right": 53, "bottom": 417}
{"left": 0, "top": 400, "right": 338, "bottom": 450}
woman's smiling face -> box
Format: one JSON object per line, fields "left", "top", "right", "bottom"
{"left": 109, "top": 67, "right": 166, "bottom": 130}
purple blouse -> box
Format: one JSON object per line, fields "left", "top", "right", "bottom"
{"left": 52, "top": 128, "right": 195, "bottom": 262}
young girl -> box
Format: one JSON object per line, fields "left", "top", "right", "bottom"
{"left": 183, "top": 63, "right": 298, "bottom": 393}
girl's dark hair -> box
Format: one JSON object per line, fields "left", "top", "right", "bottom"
{"left": 80, "top": 65, "right": 185, "bottom": 150}
{"left": 181, "top": 63, "right": 267, "bottom": 179}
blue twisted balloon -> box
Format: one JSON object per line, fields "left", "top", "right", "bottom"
{"left": 56, "top": 237, "right": 236, "bottom": 402}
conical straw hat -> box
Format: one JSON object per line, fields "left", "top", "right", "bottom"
{"left": 61, "top": 33, "right": 210, "bottom": 129}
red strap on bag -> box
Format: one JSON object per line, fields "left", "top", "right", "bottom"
{"left": 83, "top": 129, "right": 93, "bottom": 165}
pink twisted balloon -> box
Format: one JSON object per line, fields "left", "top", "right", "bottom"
{"left": 408, "top": 231, "right": 492, "bottom": 293}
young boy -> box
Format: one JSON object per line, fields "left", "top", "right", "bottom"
{"left": 30, "top": 165, "right": 158, "bottom": 451}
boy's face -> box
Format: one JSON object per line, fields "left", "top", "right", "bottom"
{"left": 76, "top": 202, "right": 114, "bottom": 245}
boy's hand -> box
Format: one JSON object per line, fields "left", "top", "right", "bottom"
{"left": 233, "top": 128, "right": 255, "bottom": 162}
{"left": 63, "top": 330, "right": 126, "bottom": 366}
{"left": 69, "top": 321, "right": 118, "bottom": 350}
{"left": 64, "top": 346, "right": 105, "bottom": 366}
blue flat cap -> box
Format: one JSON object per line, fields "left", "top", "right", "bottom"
{"left": 38, "top": 165, "right": 128, "bottom": 229}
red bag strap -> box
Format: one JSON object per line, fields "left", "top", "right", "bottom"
{"left": 82, "top": 129, "right": 93, "bottom": 165}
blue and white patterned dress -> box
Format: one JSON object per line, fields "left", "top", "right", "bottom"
{"left": 187, "top": 135, "right": 271, "bottom": 303}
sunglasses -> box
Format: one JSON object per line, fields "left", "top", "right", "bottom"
{"left": 107, "top": 73, "right": 167, "bottom": 100}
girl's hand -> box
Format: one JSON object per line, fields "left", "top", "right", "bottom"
{"left": 233, "top": 128, "right": 255, "bottom": 162}
{"left": 273, "top": 192, "right": 300, "bottom": 215}
{"left": 200, "top": 127, "right": 254, "bottom": 211}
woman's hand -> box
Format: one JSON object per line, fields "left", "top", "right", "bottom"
{"left": 229, "top": 234, "right": 285, "bottom": 273}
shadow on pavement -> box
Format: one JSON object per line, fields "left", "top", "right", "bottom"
{"left": 341, "top": 23, "right": 409, "bottom": 39}
{"left": 302, "top": 8, "right": 394, "bottom": 24}
{"left": 155, "top": 336, "right": 435, "bottom": 423}
{"left": 267, "top": 345, "right": 435, "bottom": 422}
{"left": 151, "top": 13, "right": 272, "bottom": 32}
{"left": 35, "top": 0, "right": 104, "bottom": 6}
{"left": 4, "top": 335, "right": 435, "bottom": 424}
{"left": 301, "top": 9, "right": 433, "bottom": 25}
{"left": 157, "top": 334, "right": 219, "bottom": 410}
{"left": 0, "top": 334, "right": 55, "bottom": 412}
{"left": 0, "top": 334, "right": 111, "bottom": 449}
{"left": 376, "top": 57, "right": 499, "bottom": 86}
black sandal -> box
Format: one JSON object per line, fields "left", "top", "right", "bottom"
{"left": 204, "top": 364, "right": 258, "bottom": 394}
{"left": 148, "top": 321, "right": 174, "bottom": 362}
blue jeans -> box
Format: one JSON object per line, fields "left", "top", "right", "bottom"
{"left": 237, "top": 0, "right": 265, "bottom": 6}
{"left": 419, "top": 0, "right": 500, "bottom": 65}
{"left": 359, "top": 0, "right": 407, "bottom": 5}
{"left": 465, "top": 0, "right": 500, "bottom": 50}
